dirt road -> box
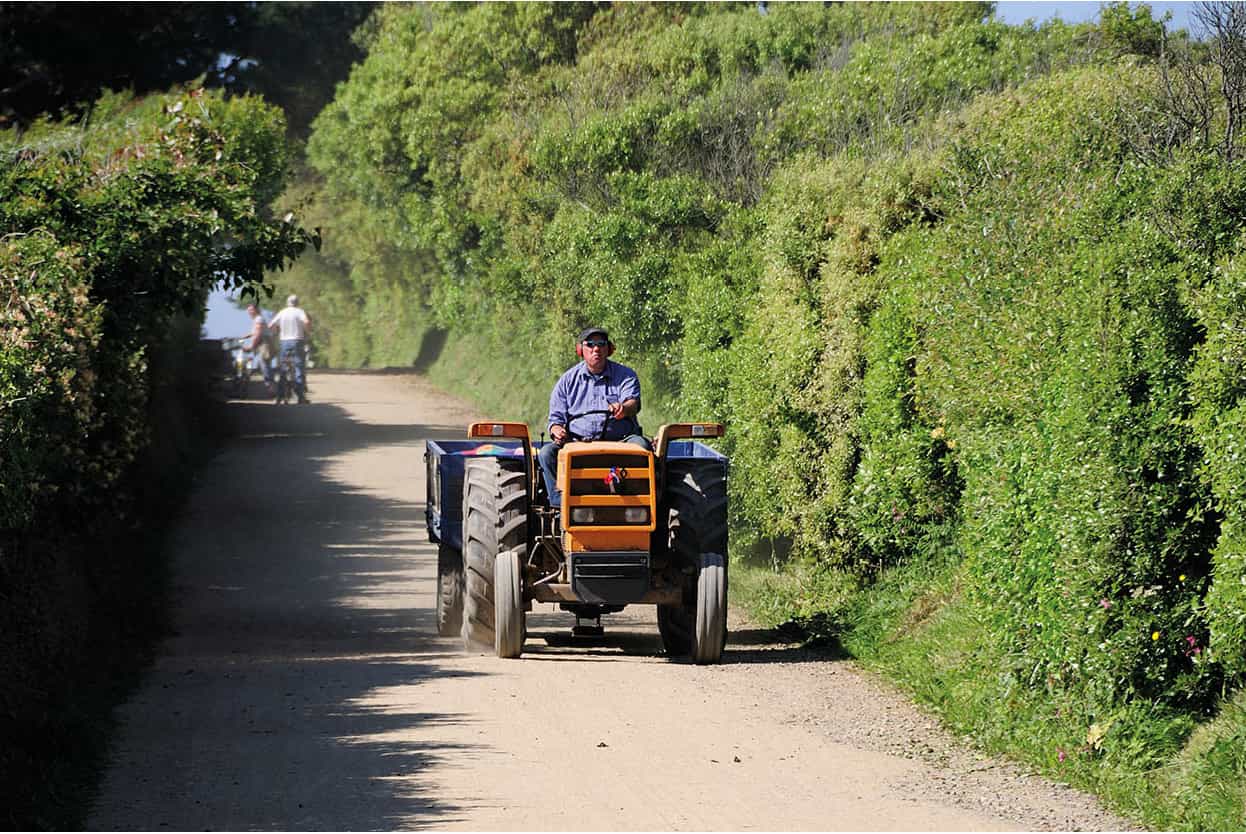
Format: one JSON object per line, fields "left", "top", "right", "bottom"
{"left": 87, "top": 371, "right": 1134, "bottom": 831}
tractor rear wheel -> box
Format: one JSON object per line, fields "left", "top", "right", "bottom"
{"left": 435, "top": 543, "right": 463, "bottom": 637}
{"left": 658, "top": 458, "right": 728, "bottom": 663}
{"left": 657, "top": 601, "right": 691, "bottom": 656}
{"left": 461, "top": 457, "right": 528, "bottom": 654}
{"left": 658, "top": 552, "right": 727, "bottom": 663}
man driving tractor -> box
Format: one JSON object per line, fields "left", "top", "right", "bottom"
{"left": 539, "top": 326, "right": 651, "bottom": 507}
{"left": 428, "top": 324, "right": 729, "bottom": 661}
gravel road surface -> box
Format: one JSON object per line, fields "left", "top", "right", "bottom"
{"left": 87, "top": 371, "right": 1136, "bottom": 831}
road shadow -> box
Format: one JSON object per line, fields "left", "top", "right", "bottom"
{"left": 411, "top": 328, "right": 447, "bottom": 373}
{"left": 93, "top": 371, "right": 857, "bottom": 829}
{"left": 721, "top": 627, "right": 849, "bottom": 664}
{"left": 88, "top": 375, "right": 489, "bottom": 831}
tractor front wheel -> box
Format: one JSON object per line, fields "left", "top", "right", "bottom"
{"left": 691, "top": 552, "right": 727, "bottom": 663}
{"left": 658, "top": 552, "right": 727, "bottom": 663}
{"left": 495, "top": 545, "right": 525, "bottom": 658}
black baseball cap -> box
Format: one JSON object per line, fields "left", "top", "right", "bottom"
{"left": 579, "top": 326, "right": 609, "bottom": 342}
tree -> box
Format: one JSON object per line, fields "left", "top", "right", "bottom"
{"left": 1155, "top": 1, "right": 1246, "bottom": 162}
{"left": 0, "top": 2, "right": 376, "bottom": 137}
{"left": 219, "top": 2, "right": 378, "bottom": 139}
{"left": 1193, "top": 0, "right": 1246, "bottom": 160}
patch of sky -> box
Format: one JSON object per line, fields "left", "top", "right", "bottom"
{"left": 202, "top": 282, "right": 274, "bottom": 339}
{"left": 995, "top": 2, "right": 1196, "bottom": 33}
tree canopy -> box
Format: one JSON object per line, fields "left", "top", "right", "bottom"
{"left": 0, "top": 1, "right": 376, "bottom": 137}
{"left": 275, "top": 4, "right": 1246, "bottom": 826}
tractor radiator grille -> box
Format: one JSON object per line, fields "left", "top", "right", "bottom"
{"left": 568, "top": 454, "right": 652, "bottom": 497}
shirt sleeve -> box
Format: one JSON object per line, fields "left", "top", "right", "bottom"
{"left": 618, "top": 368, "right": 641, "bottom": 411}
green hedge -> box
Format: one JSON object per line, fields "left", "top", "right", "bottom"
{"left": 1, "top": 86, "right": 310, "bottom": 826}
{"left": 1, "top": 88, "right": 309, "bottom": 528}
{"left": 277, "top": 3, "right": 1244, "bottom": 826}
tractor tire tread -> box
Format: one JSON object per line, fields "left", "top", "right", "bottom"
{"left": 436, "top": 543, "right": 464, "bottom": 636}
{"left": 461, "top": 457, "right": 527, "bottom": 653}
{"left": 658, "top": 458, "right": 728, "bottom": 663}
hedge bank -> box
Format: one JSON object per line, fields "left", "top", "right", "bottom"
{"left": 273, "top": 4, "right": 1244, "bottom": 826}
{"left": 1, "top": 87, "right": 310, "bottom": 827}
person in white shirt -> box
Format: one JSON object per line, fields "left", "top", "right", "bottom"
{"left": 268, "top": 294, "right": 312, "bottom": 403}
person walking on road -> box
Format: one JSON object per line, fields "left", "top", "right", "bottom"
{"left": 242, "top": 303, "right": 276, "bottom": 392}
{"left": 268, "top": 294, "right": 312, "bottom": 404}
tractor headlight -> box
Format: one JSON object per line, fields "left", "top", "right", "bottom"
{"left": 571, "top": 508, "right": 595, "bottom": 524}
{"left": 624, "top": 507, "right": 649, "bottom": 523}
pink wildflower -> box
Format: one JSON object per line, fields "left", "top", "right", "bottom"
{"left": 1057, "top": 749, "right": 1066, "bottom": 763}
{"left": 1099, "top": 599, "right": 1111, "bottom": 609}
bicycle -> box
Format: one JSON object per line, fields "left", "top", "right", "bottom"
{"left": 274, "top": 354, "right": 295, "bottom": 404}
{"left": 222, "top": 338, "right": 251, "bottom": 399}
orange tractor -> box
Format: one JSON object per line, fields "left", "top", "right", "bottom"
{"left": 425, "top": 421, "right": 728, "bottom": 662}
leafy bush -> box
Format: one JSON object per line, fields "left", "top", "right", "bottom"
{"left": 0, "top": 235, "right": 101, "bottom": 528}
{"left": 1178, "top": 158, "right": 1246, "bottom": 679}
{"left": 296, "top": 3, "right": 1246, "bottom": 825}
{"left": 0, "top": 86, "right": 310, "bottom": 530}
{"left": 1, "top": 83, "right": 310, "bottom": 828}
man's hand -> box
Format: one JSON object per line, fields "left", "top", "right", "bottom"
{"left": 608, "top": 398, "right": 637, "bottom": 420}
{"left": 551, "top": 425, "right": 568, "bottom": 445}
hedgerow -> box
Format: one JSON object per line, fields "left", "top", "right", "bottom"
{"left": 0, "top": 234, "right": 101, "bottom": 529}
{"left": 285, "top": 3, "right": 1244, "bottom": 826}
{"left": 1, "top": 88, "right": 310, "bottom": 529}
{"left": 1, "top": 84, "right": 311, "bottom": 826}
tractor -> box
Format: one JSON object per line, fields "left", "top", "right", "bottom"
{"left": 425, "top": 419, "right": 728, "bottom": 663}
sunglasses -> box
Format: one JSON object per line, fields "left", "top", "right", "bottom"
{"left": 583, "top": 339, "right": 609, "bottom": 348}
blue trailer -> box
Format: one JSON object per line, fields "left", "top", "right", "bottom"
{"left": 425, "top": 439, "right": 526, "bottom": 551}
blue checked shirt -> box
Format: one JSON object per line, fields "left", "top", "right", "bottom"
{"left": 547, "top": 360, "right": 642, "bottom": 441}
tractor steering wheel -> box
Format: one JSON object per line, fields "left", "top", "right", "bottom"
{"left": 563, "top": 409, "right": 613, "bottom": 443}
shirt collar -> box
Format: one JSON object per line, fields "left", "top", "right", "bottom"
{"left": 578, "top": 359, "right": 611, "bottom": 380}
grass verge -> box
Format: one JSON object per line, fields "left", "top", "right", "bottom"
{"left": 732, "top": 552, "right": 1246, "bottom": 830}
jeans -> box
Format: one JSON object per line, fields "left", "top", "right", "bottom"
{"left": 538, "top": 434, "right": 651, "bottom": 509}
{"left": 280, "top": 339, "right": 306, "bottom": 396}
{"left": 250, "top": 353, "right": 273, "bottom": 383}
